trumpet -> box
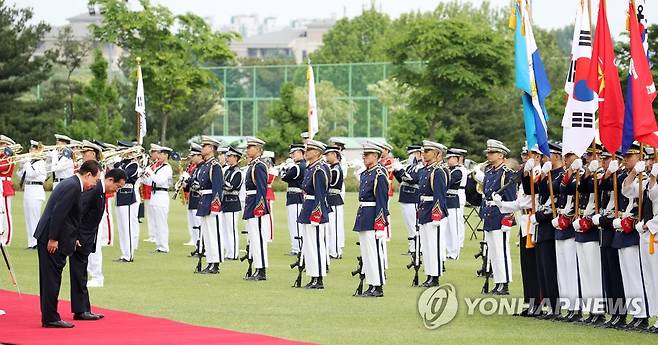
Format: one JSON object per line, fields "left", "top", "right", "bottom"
{"left": 3, "top": 151, "right": 49, "bottom": 165}
{"left": 101, "top": 146, "right": 145, "bottom": 164}
{"left": 1, "top": 144, "right": 23, "bottom": 156}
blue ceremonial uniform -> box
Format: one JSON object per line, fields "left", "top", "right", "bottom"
{"left": 195, "top": 158, "right": 224, "bottom": 217}
{"left": 393, "top": 161, "right": 421, "bottom": 204}
{"left": 610, "top": 170, "right": 639, "bottom": 249}
{"left": 446, "top": 167, "right": 463, "bottom": 209}
{"left": 222, "top": 164, "right": 243, "bottom": 213}
{"left": 298, "top": 160, "right": 331, "bottom": 224}
{"left": 353, "top": 166, "right": 389, "bottom": 231}
{"left": 574, "top": 173, "right": 600, "bottom": 243}
{"left": 281, "top": 160, "right": 306, "bottom": 205}
{"left": 327, "top": 163, "right": 344, "bottom": 206}
{"left": 185, "top": 165, "right": 201, "bottom": 210}
{"left": 243, "top": 158, "right": 269, "bottom": 219}
{"left": 556, "top": 170, "right": 577, "bottom": 240}
{"left": 116, "top": 159, "right": 139, "bottom": 206}
{"left": 418, "top": 162, "right": 449, "bottom": 225}
{"left": 480, "top": 163, "right": 516, "bottom": 231}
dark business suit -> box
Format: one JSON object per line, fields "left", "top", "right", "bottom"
{"left": 34, "top": 176, "right": 84, "bottom": 323}
{"left": 70, "top": 180, "right": 105, "bottom": 314}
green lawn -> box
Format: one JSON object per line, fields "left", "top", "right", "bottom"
{"left": 1, "top": 192, "right": 656, "bottom": 344}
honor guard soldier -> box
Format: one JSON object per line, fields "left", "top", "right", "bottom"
{"left": 281, "top": 144, "right": 306, "bottom": 255}
{"left": 51, "top": 134, "right": 76, "bottom": 189}
{"left": 417, "top": 140, "right": 449, "bottom": 288}
{"left": 392, "top": 145, "right": 422, "bottom": 255}
{"left": 263, "top": 151, "right": 276, "bottom": 242}
{"left": 617, "top": 143, "right": 650, "bottom": 330}
{"left": 642, "top": 154, "right": 658, "bottom": 332}
{"left": 353, "top": 142, "right": 389, "bottom": 297}
{"left": 19, "top": 140, "right": 47, "bottom": 249}
{"left": 95, "top": 140, "right": 117, "bottom": 247}
{"left": 114, "top": 140, "right": 141, "bottom": 263}
{"left": 445, "top": 148, "right": 468, "bottom": 259}
{"left": 142, "top": 146, "right": 173, "bottom": 253}
{"left": 297, "top": 140, "right": 331, "bottom": 289}
{"left": 222, "top": 147, "right": 244, "bottom": 260}
{"left": 195, "top": 136, "right": 224, "bottom": 274}
{"left": 324, "top": 145, "right": 345, "bottom": 259}
{"left": 480, "top": 139, "right": 516, "bottom": 295}
{"left": 183, "top": 144, "right": 203, "bottom": 255}
{"left": 0, "top": 135, "right": 17, "bottom": 245}
{"left": 376, "top": 141, "right": 394, "bottom": 269}
{"left": 329, "top": 138, "right": 349, "bottom": 198}
{"left": 243, "top": 137, "right": 270, "bottom": 281}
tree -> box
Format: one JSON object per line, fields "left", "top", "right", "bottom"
{"left": 90, "top": 0, "right": 237, "bottom": 146}
{"left": 259, "top": 83, "right": 307, "bottom": 158}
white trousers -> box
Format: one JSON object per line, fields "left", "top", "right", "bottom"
{"left": 287, "top": 204, "right": 302, "bottom": 253}
{"left": 302, "top": 224, "right": 327, "bottom": 277}
{"left": 151, "top": 205, "right": 169, "bottom": 252}
{"left": 247, "top": 216, "right": 269, "bottom": 268}
{"left": 457, "top": 206, "right": 465, "bottom": 248}
{"left": 23, "top": 198, "right": 42, "bottom": 248}
{"left": 556, "top": 238, "right": 579, "bottom": 311}
{"left": 187, "top": 209, "right": 201, "bottom": 244}
{"left": 0, "top": 196, "right": 12, "bottom": 245}
{"left": 439, "top": 218, "right": 448, "bottom": 262}
{"left": 619, "top": 245, "right": 648, "bottom": 318}
{"left": 400, "top": 203, "right": 417, "bottom": 253}
{"left": 640, "top": 232, "right": 658, "bottom": 317}
{"left": 327, "top": 205, "right": 344, "bottom": 256}
{"left": 116, "top": 202, "right": 140, "bottom": 261}
{"left": 358, "top": 230, "right": 386, "bottom": 286}
{"left": 485, "top": 229, "right": 512, "bottom": 284}
{"left": 446, "top": 208, "right": 461, "bottom": 259}
{"left": 100, "top": 199, "right": 114, "bottom": 246}
{"left": 267, "top": 200, "right": 274, "bottom": 242}
{"left": 420, "top": 222, "right": 442, "bottom": 277}
{"left": 87, "top": 229, "right": 104, "bottom": 284}
{"left": 200, "top": 214, "right": 223, "bottom": 264}
{"left": 222, "top": 211, "right": 240, "bottom": 260}
{"left": 146, "top": 202, "right": 156, "bottom": 240}
{"left": 576, "top": 241, "right": 605, "bottom": 314}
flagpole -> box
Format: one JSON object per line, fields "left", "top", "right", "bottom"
{"left": 592, "top": 141, "right": 599, "bottom": 212}
{"left": 135, "top": 57, "right": 142, "bottom": 144}
{"left": 548, "top": 170, "right": 557, "bottom": 217}
{"left": 639, "top": 143, "right": 645, "bottom": 221}
{"left": 527, "top": 168, "right": 536, "bottom": 249}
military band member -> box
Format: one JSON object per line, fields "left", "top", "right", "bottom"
{"left": 222, "top": 147, "right": 244, "bottom": 260}
{"left": 243, "top": 137, "right": 270, "bottom": 281}
{"left": 445, "top": 148, "right": 468, "bottom": 259}
{"left": 142, "top": 146, "right": 173, "bottom": 253}
{"left": 353, "top": 142, "right": 389, "bottom": 297}
{"left": 94, "top": 140, "right": 116, "bottom": 248}
{"left": 114, "top": 141, "right": 141, "bottom": 263}
{"left": 263, "top": 151, "right": 276, "bottom": 242}
{"left": 298, "top": 140, "right": 331, "bottom": 289}
{"left": 195, "top": 136, "right": 224, "bottom": 274}
{"left": 480, "top": 139, "right": 516, "bottom": 295}
{"left": 143, "top": 144, "right": 160, "bottom": 242}
{"left": 0, "top": 135, "right": 17, "bottom": 245}
{"left": 392, "top": 145, "right": 422, "bottom": 255}
{"left": 324, "top": 145, "right": 345, "bottom": 259}
{"left": 51, "top": 134, "right": 76, "bottom": 190}
{"left": 18, "top": 140, "right": 47, "bottom": 249}
{"left": 329, "top": 138, "right": 349, "bottom": 199}
{"left": 183, "top": 144, "right": 203, "bottom": 255}
{"left": 417, "top": 140, "right": 449, "bottom": 288}
{"left": 281, "top": 144, "right": 306, "bottom": 255}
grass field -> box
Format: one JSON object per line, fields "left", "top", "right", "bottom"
{"left": 1, "top": 192, "right": 657, "bottom": 344}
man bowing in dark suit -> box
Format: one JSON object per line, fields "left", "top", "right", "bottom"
{"left": 69, "top": 168, "right": 126, "bottom": 321}
{"left": 34, "top": 160, "right": 101, "bottom": 328}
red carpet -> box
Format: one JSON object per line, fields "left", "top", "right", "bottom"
{"left": 0, "top": 290, "right": 310, "bottom": 345}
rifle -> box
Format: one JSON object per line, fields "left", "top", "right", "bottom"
{"left": 351, "top": 241, "right": 365, "bottom": 296}
{"left": 290, "top": 236, "right": 304, "bottom": 288}
{"left": 239, "top": 231, "right": 253, "bottom": 279}
{"left": 474, "top": 240, "right": 487, "bottom": 276}
{"left": 405, "top": 228, "right": 421, "bottom": 286}
{"left": 478, "top": 234, "right": 492, "bottom": 294}
{"left": 194, "top": 232, "right": 205, "bottom": 273}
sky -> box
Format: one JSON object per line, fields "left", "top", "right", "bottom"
{"left": 8, "top": 0, "right": 658, "bottom": 39}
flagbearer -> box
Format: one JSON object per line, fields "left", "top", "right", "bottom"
{"left": 0, "top": 135, "right": 17, "bottom": 245}
{"left": 392, "top": 145, "right": 422, "bottom": 255}
{"left": 353, "top": 142, "right": 389, "bottom": 297}
{"left": 243, "top": 137, "right": 270, "bottom": 281}
{"left": 482, "top": 139, "right": 516, "bottom": 295}
{"left": 324, "top": 145, "right": 345, "bottom": 259}
{"left": 142, "top": 146, "right": 173, "bottom": 253}
{"left": 222, "top": 147, "right": 244, "bottom": 260}
{"left": 280, "top": 144, "right": 306, "bottom": 256}
{"left": 19, "top": 140, "right": 47, "bottom": 249}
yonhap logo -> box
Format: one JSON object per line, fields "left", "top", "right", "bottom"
{"left": 417, "top": 283, "right": 458, "bottom": 329}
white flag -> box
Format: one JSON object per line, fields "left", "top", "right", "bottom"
{"left": 135, "top": 64, "right": 147, "bottom": 144}
{"left": 561, "top": 0, "right": 598, "bottom": 156}
{"left": 306, "top": 63, "right": 318, "bottom": 140}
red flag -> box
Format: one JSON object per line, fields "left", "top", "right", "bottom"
{"left": 629, "top": 1, "right": 658, "bottom": 147}
{"left": 587, "top": 0, "right": 625, "bottom": 153}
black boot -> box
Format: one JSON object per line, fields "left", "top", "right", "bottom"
{"left": 304, "top": 277, "right": 317, "bottom": 289}
{"left": 428, "top": 276, "right": 440, "bottom": 287}
{"left": 492, "top": 283, "right": 509, "bottom": 295}
{"left": 564, "top": 310, "right": 581, "bottom": 322}
{"left": 311, "top": 277, "right": 324, "bottom": 289}
{"left": 201, "top": 263, "right": 219, "bottom": 274}
{"left": 419, "top": 275, "right": 433, "bottom": 287}
{"left": 370, "top": 285, "right": 384, "bottom": 297}
{"left": 199, "top": 263, "right": 213, "bottom": 274}
{"left": 607, "top": 314, "right": 627, "bottom": 329}
{"left": 626, "top": 317, "right": 649, "bottom": 331}
{"left": 358, "top": 285, "right": 374, "bottom": 297}
{"left": 246, "top": 268, "right": 266, "bottom": 281}
{"left": 487, "top": 283, "right": 501, "bottom": 295}
{"left": 586, "top": 314, "right": 606, "bottom": 326}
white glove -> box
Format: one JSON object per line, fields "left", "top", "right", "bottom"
{"left": 588, "top": 160, "right": 600, "bottom": 173}
{"left": 181, "top": 171, "right": 190, "bottom": 180}
{"left": 392, "top": 160, "right": 404, "bottom": 172}
{"left": 612, "top": 218, "right": 622, "bottom": 230}
{"left": 635, "top": 161, "right": 646, "bottom": 174}
{"left": 651, "top": 163, "right": 658, "bottom": 177}
{"left": 311, "top": 221, "right": 320, "bottom": 227}
{"left": 144, "top": 166, "right": 154, "bottom": 177}
{"left": 551, "top": 218, "right": 560, "bottom": 229}
{"left": 474, "top": 170, "right": 485, "bottom": 183}
{"left": 572, "top": 219, "right": 581, "bottom": 231}
{"left": 375, "top": 230, "right": 386, "bottom": 239}
{"left": 530, "top": 214, "right": 537, "bottom": 224}
{"left": 284, "top": 158, "right": 294, "bottom": 170}
{"left": 570, "top": 159, "right": 583, "bottom": 172}
{"left": 635, "top": 220, "right": 645, "bottom": 233}
{"left": 592, "top": 214, "right": 601, "bottom": 226}
{"left": 269, "top": 167, "right": 279, "bottom": 176}
{"left": 541, "top": 161, "right": 552, "bottom": 174}
{"left": 607, "top": 160, "right": 619, "bottom": 174}
{"left": 492, "top": 193, "right": 503, "bottom": 207}
{"left": 524, "top": 158, "right": 535, "bottom": 172}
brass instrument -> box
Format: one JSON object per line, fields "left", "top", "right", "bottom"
{"left": 1, "top": 144, "right": 23, "bottom": 156}
{"left": 469, "top": 162, "right": 489, "bottom": 195}
{"left": 101, "top": 146, "right": 145, "bottom": 164}
{"left": 3, "top": 145, "right": 47, "bottom": 165}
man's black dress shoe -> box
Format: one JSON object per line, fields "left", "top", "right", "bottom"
{"left": 73, "top": 312, "right": 105, "bottom": 320}
{"left": 42, "top": 320, "right": 75, "bottom": 328}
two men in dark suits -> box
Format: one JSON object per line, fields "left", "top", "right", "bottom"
{"left": 34, "top": 160, "right": 101, "bottom": 328}
{"left": 69, "top": 168, "right": 127, "bottom": 322}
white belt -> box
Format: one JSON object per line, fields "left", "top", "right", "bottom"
{"left": 400, "top": 182, "right": 419, "bottom": 189}
{"left": 0, "top": 177, "right": 11, "bottom": 181}
{"left": 484, "top": 201, "right": 496, "bottom": 207}
{"left": 420, "top": 196, "right": 434, "bottom": 202}
{"left": 287, "top": 187, "right": 303, "bottom": 193}
{"left": 304, "top": 195, "right": 315, "bottom": 200}
{"left": 447, "top": 190, "right": 459, "bottom": 195}
{"left": 328, "top": 188, "right": 341, "bottom": 194}
{"left": 199, "top": 189, "right": 213, "bottom": 195}
{"left": 121, "top": 184, "right": 134, "bottom": 189}
{"left": 223, "top": 191, "right": 239, "bottom": 195}
{"left": 359, "top": 201, "right": 376, "bottom": 207}
{"left": 245, "top": 190, "right": 256, "bottom": 196}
